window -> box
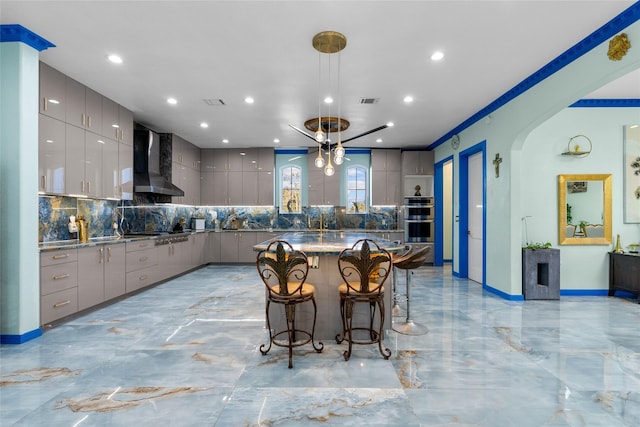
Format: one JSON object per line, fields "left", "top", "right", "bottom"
{"left": 280, "top": 165, "right": 301, "bottom": 214}
{"left": 346, "top": 165, "right": 367, "bottom": 213}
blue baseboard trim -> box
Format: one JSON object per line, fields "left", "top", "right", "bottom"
{"left": 483, "top": 284, "right": 525, "bottom": 301}
{"left": 560, "top": 289, "right": 613, "bottom": 297}
{"left": 1, "top": 328, "right": 42, "bottom": 344}
{"left": 452, "top": 270, "right": 461, "bottom": 278}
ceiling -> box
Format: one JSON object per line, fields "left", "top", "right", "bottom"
{"left": 2, "top": 1, "right": 639, "bottom": 150}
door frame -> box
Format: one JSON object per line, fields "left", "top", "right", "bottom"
{"left": 434, "top": 155, "right": 453, "bottom": 267}
{"left": 458, "top": 141, "right": 486, "bottom": 283}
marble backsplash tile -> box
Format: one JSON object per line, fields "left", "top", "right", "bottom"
{"left": 39, "top": 195, "right": 398, "bottom": 242}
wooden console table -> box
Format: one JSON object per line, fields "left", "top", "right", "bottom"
{"left": 609, "top": 252, "right": 640, "bottom": 302}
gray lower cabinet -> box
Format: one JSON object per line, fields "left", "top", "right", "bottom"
{"left": 77, "top": 246, "right": 105, "bottom": 311}
{"left": 40, "top": 250, "right": 78, "bottom": 325}
{"left": 104, "top": 244, "right": 126, "bottom": 300}
{"left": 220, "top": 232, "right": 258, "bottom": 263}
{"left": 125, "top": 242, "right": 158, "bottom": 293}
{"left": 78, "top": 242, "right": 127, "bottom": 311}
{"left": 208, "top": 232, "right": 221, "bottom": 263}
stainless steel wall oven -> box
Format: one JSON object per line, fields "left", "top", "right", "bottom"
{"left": 404, "top": 197, "right": 434, "bottom": 242}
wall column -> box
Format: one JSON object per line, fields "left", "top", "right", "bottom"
{"left": 0, "top": 25, "right": 54, "bottom": 343}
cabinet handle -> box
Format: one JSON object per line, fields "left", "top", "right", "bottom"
{"left": 81, "top": 180, "right": 85, "bottom": 192}
{"left": 139, "top": 275, "right": 148, "bottom": 281}
{"left": 53, "top": 300, "right": 71, "bottom": 308}
{"left": 53, "top": 273, "right": 70, "bottom": 280}
{"left": 87, "top": 181, "right": 91, "bottom": 193}
{"left": 139, "top": 256, "right": 148, "bottom": 263}
{"left": 88, "top": 115, "right": 92, "bottom": 128}
{"left": 43, "top": 97, "right": 47, "bottom": 111}
{"left": 52, "top": 254, "right": 69, "bottom": 260}
{"left": 107, "top": 247, "right": 112, "bottom": 262}
{"left": 99, "top": 247, "right": 104, "bottom": 263}
{"left": 41, "top": 175, "right": 46, "bottom": 190}
{"left": 81, "top": 113, "right": 86, "bottom": 126}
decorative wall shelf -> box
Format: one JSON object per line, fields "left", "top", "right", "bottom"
{"left": 561, "top": 134, "right": 592, "bottom": 157}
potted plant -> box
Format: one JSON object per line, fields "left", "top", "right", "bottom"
{"left": 522, "top": 241, "right": 560, "bottom": 300}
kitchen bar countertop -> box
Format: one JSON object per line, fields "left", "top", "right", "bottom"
{"left": 253, "top": 231, "right": 405, "bottom": 255}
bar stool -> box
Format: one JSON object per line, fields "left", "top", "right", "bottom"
{"left": 392, "top": 245, "right": 430, "bottom": 336}
{"left": 335, "top": 239, "right": 392, "bottom": 361}
{"left": 257, "top": 240, "right": 324, "bottom": 368}
{"left": 391, "top": 244, "right": 413, "bottom": 316}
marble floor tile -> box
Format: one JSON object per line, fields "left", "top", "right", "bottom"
{"left": 2, "top": 264, "right": 640, "bottom": 426}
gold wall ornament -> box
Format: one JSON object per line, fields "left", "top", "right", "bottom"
{"left": 607, "top": 33, "right": 631, "bottom": 61}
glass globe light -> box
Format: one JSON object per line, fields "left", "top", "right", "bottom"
{"left": 314, "top": 151, "right": 325, "bottom": 168}
{"left": 333, "top": 154, "right": 344, "bottom": 165}
{"left": 324, "top": 163, "right": 335, "bottom": 176}
{"left": 315, "top": 130, "right": 325, "bottom": 143}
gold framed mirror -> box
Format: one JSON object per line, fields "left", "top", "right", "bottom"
{"left": 558, "top": 174, "right": 612, "bottom": 245}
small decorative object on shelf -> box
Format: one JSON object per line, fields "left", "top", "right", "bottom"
{"left": 561, "top": 135, "right": 592, "bottom": 157}
{"left": 628, "top": 244, "right": 639, "bottom": 254}
{"left": 613, "top": 234, "right": 625, "bottom": 254}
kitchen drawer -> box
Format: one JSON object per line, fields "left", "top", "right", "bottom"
{"left": 126, "top": 240, "right": 155, "bottom": 252}
{"left": 125, "top": 247, "right": 158, "bottom": 273}
{"left": 40, "top": 262, "right": 78, "bottom": 296}
{"left": 126, "top": 268, "right": 158, "bottom": 293}
{"left": 41, "top": 287, "right": 78, "bottom": 325}
{"left": 40, "top": 250, "right": 78, "bottom": 267}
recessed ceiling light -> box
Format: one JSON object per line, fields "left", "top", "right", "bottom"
{"left": 222, "top": 139, "right": 229, "bottom": 144}
{"left": 107, "top": 54, "right": 123, "bottom": 64}
{"left": 273, "top": 138, "right": 280, "bottom": 143}
{"left": 244, "top": 96, "right": 254, "bottom": 104}
{"left": 324, "top": 96, "right": 333, "bottom": 104}
{"left": 167, "top": 97, "right": 177, "bottom": 105}
{"left": 430, "top": 51, "right": 444, "bottom": 61}
{"left": 376, "top": 138, "right": 383, "bottom": 143}
{"left": 403, "top": 95, "right": 414, "bottom": 103}
{"left": 386, "top": 122, "right": 395, "bottom": 127}
{"left": 200, "top": 122, "right": 209, "bottom": 128}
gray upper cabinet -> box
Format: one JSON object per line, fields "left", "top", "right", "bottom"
{"left": 66, "top": 77, "right": 102, "bottom": 133}
{"left": 402, "top": 150, "right": 434, "bottom": 175}
{"left": 371, "top": 149, "right": 401, "bottom": 171}
{"left": 38, "top": 114, "right": 66, "bottom": 194}
{"left": 371, "top": 149, "right": 402, "bottom": 205}
{"left": 39, "top": 62, "right": 134, "bottom": 200}
{"left": 200, "top": 148, "right": 274, "bottom": 206}
{"left": 39, "top": 62, "right": 66, "bottom": 122}
{"left": 101, "top": 97, "right": 132, "bottom": 144}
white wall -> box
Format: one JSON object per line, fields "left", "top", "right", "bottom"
{"left": 522, "top": 107, "right": 640, "bottom": 290}
{"left": 434, "top": 19, "right": 640, "bottom": 296}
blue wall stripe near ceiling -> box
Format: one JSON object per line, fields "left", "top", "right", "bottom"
{"left": 0, "top": 24, "right": 55, "bottom": 51}
{"left": 275, "top": 149, "right": 308, "bottom": 155}
{"left": 345, "top": 148, "right": 371, "bottom": 155}
{"left": 427, "top": 2, "right": 640, "bottom": 150}
{"left": 569, "top": 99, "right": 640, "bottom": 107}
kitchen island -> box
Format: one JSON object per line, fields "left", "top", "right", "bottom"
{"left": 254, "top": 231, "right": 405, "bottom": 341}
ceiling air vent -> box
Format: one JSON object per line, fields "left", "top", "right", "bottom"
{"left": 359, "top": 98, "right": 379, "bottom": 104}
{"left": 203, "top": 99, "right": 226, "bottom": 106}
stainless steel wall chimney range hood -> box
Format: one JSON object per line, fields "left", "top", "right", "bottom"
{"left": 133, "top": 129, "right": 185, "bottom": 197}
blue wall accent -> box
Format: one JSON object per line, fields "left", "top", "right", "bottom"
{"left": 569, "top": 99, "right": 640, "bottom": 108}
{"left": 0, "top": 24, "right": 55, "bottom": 51}
{"left": 561, "top": 289, "right": 611, "bottom": 297}
{"left": 483, "top": 284, "right": 525, "bottom": 301}
{"left": 427, "top": 2, "right": 640, "bottom": 150}
{"left": 1, "top": 328, "right": 42, "bottom": 344}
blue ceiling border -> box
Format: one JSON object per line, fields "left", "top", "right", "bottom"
{"left": 0, "top": 24, "right": 55, "bottom": 51}
{"left": 427, "top": 2, "right": 640, "bottom": 150}
{"left": 569, "top": 98, "right": 640, "bottom": 107}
